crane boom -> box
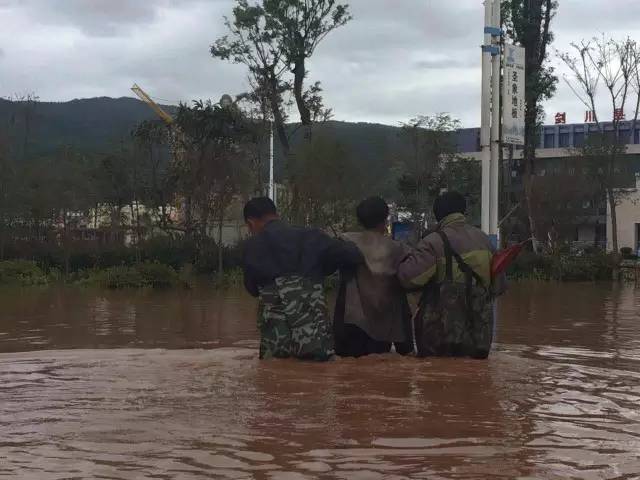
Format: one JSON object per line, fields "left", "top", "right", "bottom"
{"left": 131, "top": 83, "right": 174, "bottom": 125}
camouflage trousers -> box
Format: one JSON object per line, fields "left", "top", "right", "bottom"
{"left": 257, "top": 276, "right": 335, "bottom": 361}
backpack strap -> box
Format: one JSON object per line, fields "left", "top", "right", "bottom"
{"left": 436, "top": 231, "right": 454, "bottom": 281}
{"left": 437, "top": 230, "right": 486, "bottom": 289}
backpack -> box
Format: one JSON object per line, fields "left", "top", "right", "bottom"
{"left": 414, "top": 231, "right": 494, "bottom": 359}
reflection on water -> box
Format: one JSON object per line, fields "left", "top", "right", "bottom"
{"left": 1, "top": 282, "right": 639, "bottom": 479}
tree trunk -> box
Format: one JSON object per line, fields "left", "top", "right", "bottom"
{"left": 184, "top": 195, "right": 193, "bottom": 241}
{"left": 608, "top": 188, "right": 618, "bottom": 253}
{"left": 523, "top": 173, "right": 539, "bottom": 253}
{"left": 267, "top": 75, "right": 290, "bottom": 156}
{"left": 62, "top": 209, "right": 70, "bottom": 275}
{"left": 135, "top": 201, "right": 142, "bottom": 244}
{"left": 217, "top": 205, "right": 224, "bottom": 285}
{"left": 293, "top": 57, "right": 311, "bottom": 126}
{"left": 523, "top": 96, "right": 540, "bottom": 252}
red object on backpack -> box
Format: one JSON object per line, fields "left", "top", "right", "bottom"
{"left": 491, "top": 241, "right": 528, "bottom": 278}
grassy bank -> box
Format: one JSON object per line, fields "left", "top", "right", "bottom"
{"left": 0, "top": 260, "right": 54, "bottom": 286}
{"left": 1, "top": 245, "right": 632, "bottom": 289}
{"left": 1, "top": 237, "right": 244, "bottom": 276}
{"left": 507, "top": 251, "right": 620, "bottom": 282}
{"left": 0, "top": 259, "right": 242, "bottom": 290}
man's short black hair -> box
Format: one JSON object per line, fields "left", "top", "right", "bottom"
{"left": 433, "top": 191, "right": 466, "bottom": 222}
{"left": 356, "top": 196, "right": 389, "bottom": 230}
{"left": 243, "top": 197, "right": 277, "bottom": 221}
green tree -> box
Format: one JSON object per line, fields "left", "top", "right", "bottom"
{"left": 284, "top": 134, "right": 360, "bottom": 231}
{"left": 502, "top": 0, "right": 558, "bottom": 250}
{"left": 90, "top": 141, "right": 137, "bottom": 245}
{"left": 441, "top": 157, "right": 482, "bottom": 226}
{"left": 211, "top": 1, "right": 291, "bottom": 156}
{"left": 263, "top": 0, "right": 351, "bottom": 127}
{"left": 395, "top": 114, "right": 463, "bottom": 236}
{"left": 132, "top": 120, "right": 175, "bottom": 231}
{"left": 175, "top": 99, "right": 254, "bottom": 280}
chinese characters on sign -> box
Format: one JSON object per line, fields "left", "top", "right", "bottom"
{"left": 614, "top": 108, "right": 625, "bottom": 121}
{"left": 585, "top": 110, "right": 596, "bottom": 123}
{"left": 555, "top": 112, "right": 566, "bottom": 124}
{"left": 502, "top": 45, "right": 525, "bottom": 145}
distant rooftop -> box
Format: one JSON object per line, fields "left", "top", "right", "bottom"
{"left": 456, "top": 121, "right": 640, "bottom": 153}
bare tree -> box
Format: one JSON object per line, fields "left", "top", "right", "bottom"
{"left": 559, "top": 36, "right": 640, "bottom": 252}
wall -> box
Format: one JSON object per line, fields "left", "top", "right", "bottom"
{"left": 577, "top": 225, "right": 596, "bottom": 243}
{"left": 607, "top": 176, "right": 640, "bottom": 252}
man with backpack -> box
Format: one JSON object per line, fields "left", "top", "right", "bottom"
{"left": 397, "top": 191, "right": 503, "bottom": 359}
{"left": 242, "top": 197, "right": 363, "bottom": 361}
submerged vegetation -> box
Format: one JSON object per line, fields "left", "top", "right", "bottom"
{"left": 508, "top": 251, "right": 618, "bottom": 282}
{"left": 0, "top": 260, "right": 51, "bottom": 286}
{"left": 77, "top": 262, "right": 181, "bottom": 289}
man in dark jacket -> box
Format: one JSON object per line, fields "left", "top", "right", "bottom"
{"left": 242, "top": 197, "right": 363, "bottom": 360}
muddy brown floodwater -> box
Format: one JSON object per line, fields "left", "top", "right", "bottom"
{"left": 1, "top": 282, "right": 640, "bottom": 479}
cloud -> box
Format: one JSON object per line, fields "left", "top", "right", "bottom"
{"left": 0, "top": 0, "right": 638, "bottom": 126}
{"left": 1, "top": 0, "right": 211, "bottom": 36}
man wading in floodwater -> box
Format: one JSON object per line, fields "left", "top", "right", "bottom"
{"left": 334, "top": 197, "right": 414, "bottom": 357}
{"left": 398, "top": 191, "right": 505, "bottom": 359}
{"left": 242, "top": 197, "right": 363, "bottom": 360}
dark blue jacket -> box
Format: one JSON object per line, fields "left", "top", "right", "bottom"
{"left": 242, "top": 220, "right": 363, "bottom": 297}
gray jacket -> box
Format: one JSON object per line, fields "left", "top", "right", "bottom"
{"left": 335, "top": 231, "right": 411, "bottom": 343}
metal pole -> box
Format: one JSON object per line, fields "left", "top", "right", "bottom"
{"left": 481, "top": 1, "right": 492, "bottom": 234}
{"left": 269, "top": 120, "right": 275, "bottom": 204}
{"left": 489, "top": 0, "right": 501, "bottom": 245}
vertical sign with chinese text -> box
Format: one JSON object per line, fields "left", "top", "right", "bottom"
{"left": 502, "top": 44, "right": 526, "bottom": 145}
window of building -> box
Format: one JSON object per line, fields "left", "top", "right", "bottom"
{"left": 574, "top": 131, "right": 585, "bottom": 147}
{"left": 559, "top": 132, "right": 570, "bottom": 147}
{"left": 568, "top": 167, "right": 576, "bottom": 176}
{"left": 544, "top": 133, "right": 555, "bottom": 148}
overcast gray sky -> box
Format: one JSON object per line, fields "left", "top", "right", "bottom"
{"left": 1, "top": 0, "right": 639, "bottom": 127}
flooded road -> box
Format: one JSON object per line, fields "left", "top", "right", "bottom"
{"left": 1, "top": 282, "right": 640, "bottom": 479}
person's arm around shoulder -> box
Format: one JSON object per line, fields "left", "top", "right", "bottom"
{"left": 318, "top": 230, "right": 364, "bottom": 275}
{"left": 397, "top": 233, "right": 440, "bottom": 289}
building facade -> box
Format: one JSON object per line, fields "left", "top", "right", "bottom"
{"left": 457, "top": 121, "right": 640, "bottom": 253}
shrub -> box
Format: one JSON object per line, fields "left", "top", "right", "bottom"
{"left": 508, "top": 250, "right": 615, "bottom": 282}
{"left": 507, "top": 251, "right": 552, "bottom": 280}
{"left": 620, "top": 247, "right": 636, "bottom": 259}
{"left": 212, "top": 267, "right": 244, "bottom": 289}
{"left": 82, "top": 263, "right": 179, "bottom": 289}
{"left": 136, "top": 262, "right": 178, "bottom": 288}
{"left": 178, "top": 263, "right": 195, "bottom": 289}
{"left": 0, "top": 260, "right": 50, "bottom": 286}
{"left": 91, "top": 266, "right": 146, "bottom": 289}
{"left": 1, "top": 235, "right": 246, "bottom": 276}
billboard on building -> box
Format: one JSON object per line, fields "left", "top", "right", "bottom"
{"left": 503, "top": 44, "right": 526, "bottom": 145}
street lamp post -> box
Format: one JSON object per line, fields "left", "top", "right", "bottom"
{"left": 269, "top": 120, "right": 275, "bottom": 204}
{"left": 481, "top": 0, "right": 501, "bottom": 247}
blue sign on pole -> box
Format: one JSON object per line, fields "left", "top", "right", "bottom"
{"left": 392, "top": 222, "right": 413, "bottom": 242}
